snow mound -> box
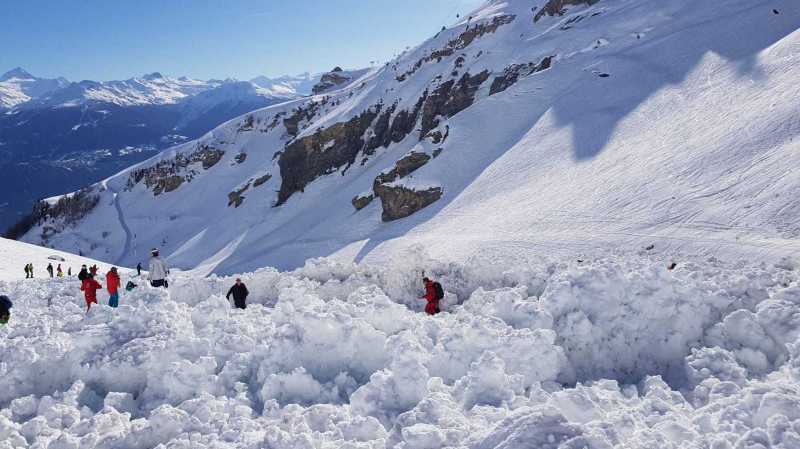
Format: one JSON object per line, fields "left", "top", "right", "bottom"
{"left": 2, "top": 251, "right": 800, "bottom": 448}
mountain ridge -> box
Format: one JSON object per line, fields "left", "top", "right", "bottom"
{"left": 17, "top": 0, "right": 800, "bottom": 274}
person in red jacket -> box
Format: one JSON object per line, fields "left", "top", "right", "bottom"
{"left": 106, "top": 267, "right": 120, "bottom": 308}
{"left": 80, "top": 274, "right": 102, "bottom": 313}
{"left": 419, "top": 277, "right": 442, "bottom": 315}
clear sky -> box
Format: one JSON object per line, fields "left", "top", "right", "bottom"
{"left": 1, "top": 0, "right": 484, "bottom": 82}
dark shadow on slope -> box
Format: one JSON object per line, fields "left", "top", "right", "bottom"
{"left": 553, "top": 0, "right": 798, "bottom": 160}
{"left": 350, "top": 1, "right": 799, "bottom": 262}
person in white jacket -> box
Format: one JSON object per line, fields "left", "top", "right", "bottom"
{"left": 148, "top": 248, "right": 169, "bottom": 288}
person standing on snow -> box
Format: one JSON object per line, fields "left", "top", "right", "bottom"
{"left": 47, "top": 263, "right": 54, "bottom": 278}
{"left": 148, "top": 248, "right": 169, "bottom": 288}
{"left": 80, "top": 274, "right": 102, "bottom": 313}
{"left": 28, "top": 263, "right": 34, "bottom": 278}
{"left": 0, "top": 295, "right": 12, "bottom": 326}
{"left": 226, "top": 278, "right": 249, "bottom": 309}
{"left": 57, "top": 264, "right": 63, "bottom": 277}
{"left": 78, "top": 265, "right": 89, "bottom": 281}
{"left": 68, "top": 267, "right": 72, "bottom": 277}
{"left": 419, "top": 277, "right": 443, "bottom": 315}
{"left": 136, "top": 263, "right": 142, "bottom": 277}
{"left": 90, "top": 265, "right": 98, "bottom": 277}
{"left": 24, "top": 264, "right": 30, "bottom": 279}
{"left": 106, "top": 267, "right": 121, "bottom": 308}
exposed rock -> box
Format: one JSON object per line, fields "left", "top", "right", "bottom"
{"left": 126, "top": 143, "right": 224, "bottom": 196}
{"left": 252, "top": 173, "right": 272, "bottom": 188}
{"left": 277, "top": 106, "right": 382, "bottom": 205}
{"left": 433, "top": 147, "right": 444, "bottom": 158}
{"left": 6, "top": 187, "right": 100, "bottom": 240}
{"left": 425, "top": 125, "right": 450, "bottom": 145}
{"left": 374, "top": 152, "right": 431, "bottom": 187}
{"left": 283, "top": 101, "right": 323, "bottom": 137}
{"left": 238, "top": 115, "right": 255, "bottom": 132}
{"left": 534, "top": 0, "right": 601, "bottom": 22}
{"left": 234, "top": 153, "right": 247, "bottom": 164}
{"left": 397, "top": 15, "right": 515, "bottom": 82}
{"left": 374, "top": 184, "right": 443, "bottom": 221}
{"left": 153, "top": 176, "right": 184, "bottom": 196}
{"left": 312, "top": 68, "right": 354, "bottom": 95}
{"left": 489, "top": 56, "right": 554, "bottom": 95}
{"left": 420, "top": 70, "right": 490, "bottom": 138}
{"left": 227, "top": 182, "right": 251, "bottom": 208}
{"left": 351, "top": 193, "right": 374, "bottom": 211}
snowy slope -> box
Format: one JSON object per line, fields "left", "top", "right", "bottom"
{"left": 0, "top": 237, "right": 124, "bottom": 282}
{"left": 0, "top": 67, "right": 69, "bottom": 109}
{"left": 2, "top": 251, "right": 800, "bottom": 447}
{"left": 22, "top": 0, "right": 800, "bottom": 275}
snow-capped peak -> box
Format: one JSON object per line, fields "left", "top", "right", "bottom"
{"left": 141, "top": 72, "right": 165, "bottom": 81}
{"left": 0, "top": 66, "right": 35, "bottom": 82}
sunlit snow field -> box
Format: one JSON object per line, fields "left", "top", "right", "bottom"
{"left": 2, "top": 244, "right": 800, "bottom": 448}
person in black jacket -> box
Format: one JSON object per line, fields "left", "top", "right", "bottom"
{"left": 78, "top": 265, "right": 89, "bottom": 281}
{"left": 226, "top": 278, "right": 249, "bottom": 309}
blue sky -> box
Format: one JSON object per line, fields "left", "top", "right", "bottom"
{"left": 1, "top": 0, "right": 484, "bottom": 81}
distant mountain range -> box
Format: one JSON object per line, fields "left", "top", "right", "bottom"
{"left": 0, "top": 67, "right": 323, "bottom": 232}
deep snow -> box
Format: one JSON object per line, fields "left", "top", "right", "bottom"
{"left": 2, "top": 238, "right": 800, "bottom": 448}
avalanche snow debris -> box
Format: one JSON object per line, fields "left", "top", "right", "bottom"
{"left": 2, "top": 251, "right": 800, "bottom": 448}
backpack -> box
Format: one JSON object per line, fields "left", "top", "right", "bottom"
{"left": 433, "top": 282, "right": 444, "bottom": 300}
{"left": 125, "top": 281, "right": 137, "bottom": 291}
{"left": 0, "top": 295, "right": 12, "bottom": 310}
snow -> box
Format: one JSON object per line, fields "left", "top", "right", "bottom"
{"left": 22, "top": 0, "right": 800, "bottom": 277}
{"left": 2, "top": 242, "right": 800, "bottom": 448}
{"left": 0, "top": 238, "right": 125, "bottom": 282}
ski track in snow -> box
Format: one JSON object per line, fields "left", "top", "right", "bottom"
{"left": 108, "top": 183, "right": 132, "bottom": 265}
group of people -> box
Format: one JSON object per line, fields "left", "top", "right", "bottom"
{"left": 45, "top": 263, "right": 67, "bottom": 278}
{"left": 26, "top": 262, "right": 75, "bottom": 279}
{"left": 5, "top": 247, "right": 446, "bottom": 324}
{"left": 76, "top": 248, "right": 171, "bottom": 312}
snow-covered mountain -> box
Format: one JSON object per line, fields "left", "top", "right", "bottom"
{"left": 19, "top": 0, "right": 800, "bottom": 275}
{"left": 0, "top": 67, "right": 69, "bottom": 109}
{"left": 0, "top": 70, "right": 322, "bottom": 233}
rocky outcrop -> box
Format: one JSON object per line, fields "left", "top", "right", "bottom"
{"left": 234, "top": 153, "right": 247, "bottom": 164}
{"left": 489, "top": 56, "right": 554, "bottom": 95}
{"left": 356, "top": 151, "right": 435, "bottom": 217}
{"left": 253, "top": 173, "right": 272, "bottom": 188}
{"left": 228, "top": 181, "right": 251, "bottom": 208}
{"left": 373, "top": 152, "right": 431, "bottom": 187}
{"left": 397, "top": 15, "right": 515, "bottom": 82}
{"left": 534, "top": 0, "right": 600, "bottom": 22}
{"left": 238, "top": 115, "right": 255, "bottom": 132}
{"left": 312, "top": 67, "right": 354, "bottom": 95}
{"left": 283, "top": 101, "right": 323, "bottom": 138}
{"left": 6, "top": 187, "right": 100, "bottom": 240}
{"left": 126, "top": 144, "right": 224, "bottom": 196}
{"left": 351, "top": 193, "right": 374, "bottom": 211}
{"left": 277, "top": 106, "right": 382, "bottom": 205}
{"left": 153, "top": 176, "right": 184, "bottom": 196}
{"left": 420, "top": 70, "right": 490, "bottom": 138}
{"left": 374, "top": 184, "right": 442, "bottom": 221}
{"left": 424, "top": 125, "right": 450, "bottom": 145}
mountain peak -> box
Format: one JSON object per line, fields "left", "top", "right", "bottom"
{"left": 0, "top": 67, "right": 35, "bottom": 81}
{"left": 142, "top": 72, "right": 164, "bottom": 80}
